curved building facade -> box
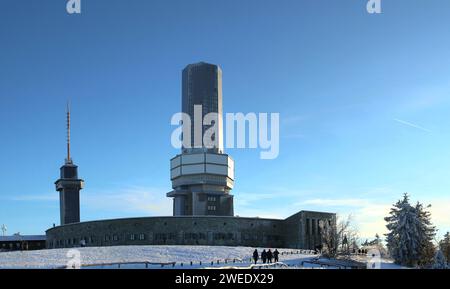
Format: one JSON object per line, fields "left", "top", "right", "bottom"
{"left": 46, "top": 211, "right": 335, "bottom": 250}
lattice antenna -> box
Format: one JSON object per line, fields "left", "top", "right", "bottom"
{"left": 66, "top": 101, "right": 72, "bottom": 164}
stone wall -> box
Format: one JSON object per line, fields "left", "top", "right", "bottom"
{"left": 46, "top": 216, "right": 284, "bottom": 249}
{"left": 46, "top": 211, "right": 335, "bottom": 250}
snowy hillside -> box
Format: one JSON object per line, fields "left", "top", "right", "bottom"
{"left": 0, "top": 245, "right": 403, "bottom": 269}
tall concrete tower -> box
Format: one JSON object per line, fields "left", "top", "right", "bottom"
{"left": 182, "top": 62, "right": 223, "bottom": 154}
{"left": 167, "top": 62, "right": 234, "bottom": 216}
{"left": 55, "top": 103, "right": 84, "bottom": 225}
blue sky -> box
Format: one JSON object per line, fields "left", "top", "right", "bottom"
{"left": 0, "top": 0, "right": 449, "bottom": 240}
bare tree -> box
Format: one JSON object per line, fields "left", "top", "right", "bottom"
{"left": 320, "top": 214, "right": 360, "bottom": 258}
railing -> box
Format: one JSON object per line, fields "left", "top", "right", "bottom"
{"left": 205, "top": 262, "right": 289, "bottom": 269}
{"left": 300, "top": 258, "right": 365, "bottom": 269}
{"left": 81, "top": 261, "right": 177, "bottom": 269}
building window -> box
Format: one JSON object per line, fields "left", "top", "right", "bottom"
{"left": 104, "top": 235, "right": 110, "bottom": 242}
{"left": 113, "top": 235, "right": 118, "bottom": 241}
{"left": 208, "top": 205, "right": 216, "bottom": 211}
{"left": 312, "top": 219, "right": 316, "bottom": 235}
{"left": 306, "top": 219, "right": 310, "bottom": 234}
{"left": 139, "top": 233, "right": 145, "bottom": 240}
{"left": 130, "top": 234, "right": 136, "bottom": 241}
{"left": 207, "top": 196, "right": 217, "bottom": 202}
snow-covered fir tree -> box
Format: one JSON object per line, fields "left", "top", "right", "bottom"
{"left": 415, "top": 202, "right": 436, "bottom": 267}
{"left": 432, "top": 250, "right": 447, "bottom": 269}
{"left": 439, "top": 232, "right": 450, "bottom": 264}
{"left": 384, "top": 193, "right": 436, "bottom": 267}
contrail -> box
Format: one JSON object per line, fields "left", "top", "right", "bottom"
{"left": 393, "top": 118, "right": 431, "bottom": 133}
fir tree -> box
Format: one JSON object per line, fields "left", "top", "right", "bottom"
{"left": 432, "top": 250, "right": 447, "bottom": 269}
{"left": 439, "top": 232, "right": 450, "bottom": 264}
{"left": 375, "top": 233, "right": 381, "bottom": 246}
{"left": 385, "top": 193, "right": 436, "bottom": 267}
{"left": 415, "top": 202, "right": 436, "bottom": 267}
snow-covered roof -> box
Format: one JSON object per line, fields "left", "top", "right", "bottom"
{"left": 0, "top": 235, "right": 46, "bottom": 242}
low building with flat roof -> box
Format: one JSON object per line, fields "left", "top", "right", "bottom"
{"left": 0, "top": 235, "right": 46, "bottom": 251}
{"left": 46, "top": 212, "right": 335, "bottom": 250}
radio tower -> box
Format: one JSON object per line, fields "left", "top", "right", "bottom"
{"left": 55, "top": 101, "right": 84, "bottom": 225}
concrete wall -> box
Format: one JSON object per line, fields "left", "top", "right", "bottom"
{"left": 46, "top": 211, "right": 336, "bottom": 250}
{"left": 46, "top": 216, "right": 285, "bottom": 249}
{"left": 283, "top": 211, "right": 336, "bottom": 250}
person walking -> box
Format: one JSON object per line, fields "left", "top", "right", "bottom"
{"left": 252, "top": 249, "right": 259, "bottom": 264}
{"left": 261, "top": 249, "right": 267, "bottom": 264}
{"left": 273, "top": 249, "right": 279, "bottom": 263}
{"left": 267, "top": 249, "right": 273, "bottom": 263}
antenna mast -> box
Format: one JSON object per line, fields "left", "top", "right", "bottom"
{"left": 66, "top": 101, "right": 72, "bottom": 164}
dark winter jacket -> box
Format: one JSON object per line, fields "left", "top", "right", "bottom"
{"left": 261, "top": 250, "right": 267, "bottom": 260}
{"left": 273, "top": 250, "right": 279, "bottom": 258}
{"left": 253, "top": 250, "right": 259, "bottom": 260}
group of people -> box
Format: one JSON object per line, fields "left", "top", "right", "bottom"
{"left": 252, "top": 248, "right": 280, "bottom": 264}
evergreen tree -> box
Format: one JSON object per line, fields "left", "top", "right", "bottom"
{"left": 375, "top": 233, "right": 381, "bottom": 246}
{"left": 415, "top": 202, "right": 436, "bottom": 267}
{"left": 439, "top": 232, "right": 450, "bottom": 263}
{"left": 385, "top": 193, "right": 436, "bottom": 267}
{"left": 432, "top": 250, "right": 447, "bottom": 269}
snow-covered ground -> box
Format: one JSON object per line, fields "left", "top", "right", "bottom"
{"left": 0, "top": 246, "right": 404, "bottom": 269}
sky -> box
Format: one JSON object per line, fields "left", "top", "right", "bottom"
{"left": 0, "top": 0, "right": 449, "bottom": 241}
